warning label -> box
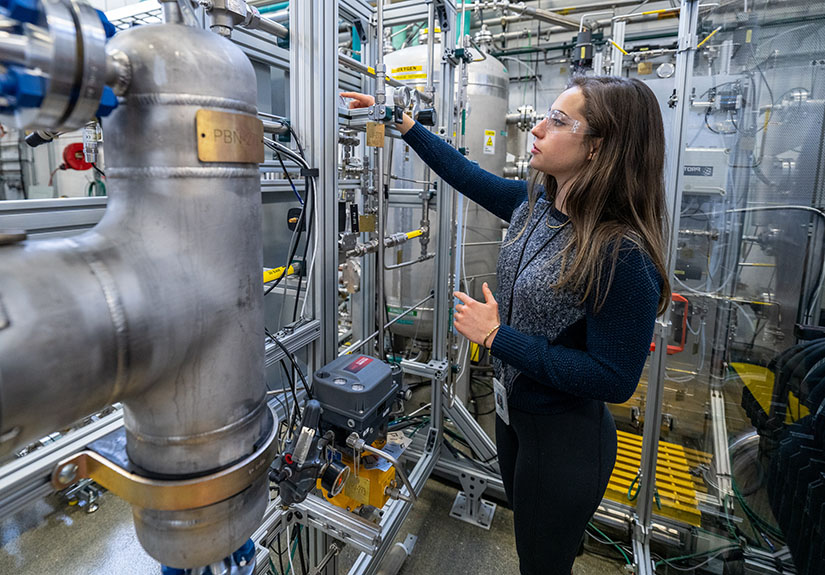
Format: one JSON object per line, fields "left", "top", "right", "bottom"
{"left": 483, "top": 130, "right": 496, "bottom": 155}
{"left": 391, "top": 65, "right": 427, "bottom": 81}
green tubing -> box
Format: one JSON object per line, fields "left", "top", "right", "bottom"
{"left": 258, "top": 1, "right": 288, "bottom": 15}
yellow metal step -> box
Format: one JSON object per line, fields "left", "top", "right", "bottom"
{"left": 605, "top": 431, "right": 712, "bottom": 527}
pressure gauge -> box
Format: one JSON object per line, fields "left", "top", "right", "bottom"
{"left": 393, "top": 86, "right": 412, "bottom": 109}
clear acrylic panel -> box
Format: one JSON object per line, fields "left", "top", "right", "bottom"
{"left": 606, "top": 2, "right": 825, "bottom": 573}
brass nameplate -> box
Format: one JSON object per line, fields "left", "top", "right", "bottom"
{"left": 366, "top": 121, "right": 385, "bottom": 148}
{"left": 359, "top": 214, "right": 377, "bottom": 232}
{"left": 196, "top": 109, "right": 265, "bottom": 164}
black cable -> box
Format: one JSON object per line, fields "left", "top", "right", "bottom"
{"left": 276, "top": 152, "right": 303, "bottom": 205}
{"left": 704, "top": 107, "right": 735, "bottom": 135}
{"left": 267, "top": 328, "right": 303, "bottom": 423}
{"left": 264, "top": 141, "right": 307, "bottom": 298}
{"left": 276, "top": 533, "right": 286, "bottom": 575}
{"left": 287, "top": 124, "right": 305, "bottom": 159}
{"left": 280, "top": 359, "right": 302, "bottom": 421}
{"left": 91, "top": 163, "right": 105, "bottom": 178}
{"left": 443, "top": 429, "right": 499, "bottom": 464}
{"left": 268, "top": 333, "right": 312, "bottom": 400}
{"left": 296, "top": 524, "right": 308, "bottom": 575}
{"left": 443, "top": 437, "right": 498, "bottom": 473}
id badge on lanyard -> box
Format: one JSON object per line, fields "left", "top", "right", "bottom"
{"left": 493, "top": 377, "right": 510, "bottom": 426}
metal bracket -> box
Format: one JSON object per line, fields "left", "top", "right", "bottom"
{"left": 400, "top": 358, "right": 449, "bottom": 381}
{"left": 449, "top": 470, "right": 496, "bottom": 530}
{"left": 292, "top": 493, "right": 383, "bottom": 556}
{"left": 433, "top": 0, "right": 449, "bottom": 32}
{"left": 50, "top": 409, "right": 279, "bottom": 511}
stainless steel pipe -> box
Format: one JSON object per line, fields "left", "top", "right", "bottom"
{"left": 0, "top": 22, "right": 269, "bottom": 569}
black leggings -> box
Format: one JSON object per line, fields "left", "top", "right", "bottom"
{"left": 495, "top": 400, "right": 617, "bottom": 575}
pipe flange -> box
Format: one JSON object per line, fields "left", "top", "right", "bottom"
{"left": 62, "top": 0, "right": 108, "bottom": 128}
{"left": 6, "top": 0, "right": 78, "bottom": 129}
{"left": 50, "top": 406, "right": 279, "bottom": 511}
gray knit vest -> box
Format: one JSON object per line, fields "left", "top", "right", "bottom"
{"left": 494, "top": 197, "right": 585, "bottom": 393}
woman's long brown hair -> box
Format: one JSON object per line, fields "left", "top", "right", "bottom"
{"left": 521, "top": 75, "right": 671, "bottom": 315}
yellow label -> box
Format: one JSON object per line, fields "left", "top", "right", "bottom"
{"left": 745, "top": 29, "right": 752, "bottom": 43}
{"left": 391, "top": 65, "right": 422, "bottom": 74}
{"left": 580, "top": 46, "right": 586, "bottom": 59}
{"left": 393, "top": 73, "right": 428, "bottom": 81}
{"left": 344, "top": 474, "right": 371, "bottom": 506}
{"left": 484, "top": 130, "right": 496, "bottom": 136}
{"left": 637, "top": 62, "right": 653, "bottom": 75}
{"left": 195, "top": 109, "right": 264, "bottom": 164}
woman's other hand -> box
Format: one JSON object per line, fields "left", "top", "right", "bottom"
{"left": 454, "top": 283, "right": 500, "bottom": 348}
{"left": 340, "top": 92, "right": 375, "bottom": 109}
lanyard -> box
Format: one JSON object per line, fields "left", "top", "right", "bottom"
{"left": 505, "top": 204, "right": 568, "bottom": 325}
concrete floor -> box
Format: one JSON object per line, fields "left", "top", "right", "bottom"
{"left": 0, "top": 477, "right": 625, "bottom": 575}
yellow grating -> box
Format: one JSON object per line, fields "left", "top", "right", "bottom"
{"left": 731, "top": 362, "right": 809, "bottom": 424}
{"left": 603, "top": 430, "right": 713, "bottom": 527}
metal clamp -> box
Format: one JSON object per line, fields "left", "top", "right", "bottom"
{"left": 51, "top": 411, "right": 279, "bottom": 511}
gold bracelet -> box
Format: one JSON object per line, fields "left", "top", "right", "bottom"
{"left": 483, "top": 323, "right": 501, "bottom": 349}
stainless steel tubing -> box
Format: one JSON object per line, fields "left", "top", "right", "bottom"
{"left": 0, "top": 22, "right": 269, "bottom": 568}
{"left": 383, "top": 252, "right": 435, "bottom": 271}
{"left": 425, "top": 2, "right": 435, "bottom": 100}
{"left": 346, "top": 433, "right": 417, "bottom": 502}
{"left": 253, "top": 14, "right": 289, "bottom": 38}
{"left": 472, "top": 0, "right": 579, "bottom": 30}
{"left": 337, "top": 54, "right": 434, "bottom": 105}
{"left": 338, "top": 293, "right": 434, "bottom": 356}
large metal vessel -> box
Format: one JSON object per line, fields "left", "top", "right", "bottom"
{"left": 383, "top": 33, "right": 508, "bottom": 340}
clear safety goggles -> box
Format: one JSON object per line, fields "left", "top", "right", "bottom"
{"left": 543, "top": 109, "right": 592, "bottom": 134}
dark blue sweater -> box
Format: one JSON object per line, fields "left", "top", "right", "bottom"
{"left": 402, "top": 121, "right": 662, "bottom": 413}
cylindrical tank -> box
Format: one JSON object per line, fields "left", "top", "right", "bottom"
{"left": 383, "top": 33, "right": 508, "bottom": 340}
{"left": 0, "top": 20, "right": 269, "bottom": 569}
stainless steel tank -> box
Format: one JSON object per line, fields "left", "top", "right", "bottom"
{"left": 0, "top": 20, "right": 269, "bottom": 569}
{"left": 383, "top": 34, "right": 508, "bottom": 340}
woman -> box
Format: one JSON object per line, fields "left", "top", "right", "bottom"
{"left": 342, "top": 75, "right": 670, "bottom": 575}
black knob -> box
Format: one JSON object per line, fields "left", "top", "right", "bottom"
{"left": 415, "top": 108, "right": 437, "bottom": 127}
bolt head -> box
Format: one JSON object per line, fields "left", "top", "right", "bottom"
{"left": 3, "top": 0, "right": 41, "bottom": 25}
{"left": 3, "top": 67, "right": 45, "bottom": 109}
{"left": 57, "top": 463, "right": 78, "bottom": 485}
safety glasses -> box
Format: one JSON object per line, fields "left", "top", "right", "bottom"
{"left": 543, "top": 109, "right": 593, "bottom": 135}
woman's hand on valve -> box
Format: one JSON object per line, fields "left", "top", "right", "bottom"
{"left": 340, "top": 92, "right": 375, "bottom": 109}
{"left": 453, "top": 283, "right": 500, "bottom": 349}
{"left": 340, "top": 91, "right": 415, "bottom": 135}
